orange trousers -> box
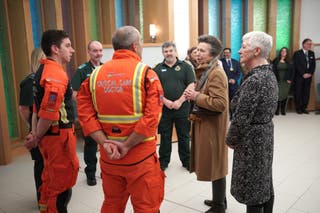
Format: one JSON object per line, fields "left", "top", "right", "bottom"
{"left": 38, "top": 128, "right": 79, "bottom": 213}
{"left": 100, "top": 153, "right": 165, "bottom": 213}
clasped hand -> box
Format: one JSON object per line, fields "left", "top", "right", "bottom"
{"left": 24, "top": 132, "right": 39, "bottom": 150}
{"left": 184, "top": 87, "right": 199, "bottom": 101}
{"left": 103, "top": 140, "right": 130, "bottom": 160}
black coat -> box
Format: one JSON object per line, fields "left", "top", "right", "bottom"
{"left": 293, "top": 49, "right": 316, "bottom": 78}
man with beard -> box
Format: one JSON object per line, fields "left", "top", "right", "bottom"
{"left": 153, "top": 41, "right": 195, "bottom": 171}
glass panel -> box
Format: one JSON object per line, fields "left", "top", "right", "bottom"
{"left": 208, "top": 0, "right": 219, "bottom": 37}
{"left": 30, "top": 0, "right": 43, "bottom": 48}
{"left": 230, "top": 0, "right": 242, "bottom": 60}
{"left": 89, "top": 0, "right": 100, "bottom": 40}
{"left": 253, "top": 0, "right": 266, "bottom": 31}
{"left": 276, "top": 0, "right": 291, "bottom": 51}
{"left": 0, "top": 1, "right": 18, "bottom": 139}
{"left": 114, "top": 0, "right": 125, "bottom": 28}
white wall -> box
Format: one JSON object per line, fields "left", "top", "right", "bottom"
{"left": 173, "top": 0, "right": 190, "bottom": 59}
{"left": 102, "top": 0, "right": 191, "bottom": 67}
{"left": 300, "top": 0, "right": 320, "bottom": 100}
{"left": 102, "top": 46, "right": 163, "bottom": 68}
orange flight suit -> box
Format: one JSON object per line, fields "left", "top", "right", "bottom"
{"left": 77, "top": 50, "right": 165, "bottom": 213}
{"left": 33, "top": 59, "right": 79, "bottom": 213}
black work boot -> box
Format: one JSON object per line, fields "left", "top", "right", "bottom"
{"left": 205, "top": 178, "right": 226, "bottom": 213}
{"left": 204, "top": 197, "right": 227, "bottom": 209}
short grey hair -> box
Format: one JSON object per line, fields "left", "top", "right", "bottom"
{"left": 242, "top": 31, "right": 273, "bottom": 58}
{"left": 112, "top": 26, "right": 140, "bottom": 50}
{"left": 161, "top": 41, "right": 176, "bottom": 50}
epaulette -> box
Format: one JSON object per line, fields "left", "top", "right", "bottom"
{"left": 153, "top": 62, "right": 162, "bottom": 69}
{"left": 77, "top": 63, "right": 86, "bottom": 69}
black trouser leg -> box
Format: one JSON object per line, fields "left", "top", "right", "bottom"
{"left": 302, "top": 78, "right": 312, "bottom": 110}
{"left": 205, "top": 177, "right": 226, "bottom": 213}
{"left": 56, "top": 189, "right": 72, "bottom": 213}
{"left": 174, "top": 116, "right": 190, "bottom": 168}
{"left": 280, "top": 99, "right": 287, "bottom": 115}
{"left": 30, "top": 147, "right": 44, "bottom": 202}
{"left": 294, "top": 77, "right": 303, "bottom": 112}
{"left": 158, "top": 114, "right": 174, "bottom": 167}
{"left": 84, "top": 136, "right": 97, "bottom": 179}
{"left": 275, "top": 102, "right": 280, "bottom": 115}
{"left": 34, "top": 159, "right": 44, "bottom": 201}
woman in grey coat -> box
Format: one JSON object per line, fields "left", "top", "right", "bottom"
{"left": 226, "top": 31, "right": 278, "bottom": 213}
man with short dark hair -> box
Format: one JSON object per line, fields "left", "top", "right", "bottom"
{"left": 153, "top": 41, "right": 195, "bottom": 171}
{"left": 293, "top": 38, "right": 316, "bottom": 114}
{"left": 72, "top": 40, "right": 103, "bottom": 186}
{"left": 25, "top": 29, "right": 79, "bottom": 213}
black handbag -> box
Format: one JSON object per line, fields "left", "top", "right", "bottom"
{"left": 191, "top": 104, "right": 221, "bottom": 116}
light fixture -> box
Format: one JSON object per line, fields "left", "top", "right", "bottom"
{"left": 149, "top": 24, "right": 156, "bottom": 43}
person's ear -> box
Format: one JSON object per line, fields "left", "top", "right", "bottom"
{"left": 51, "top": 44, "right": 59, "bottom": 55}
{"left": 254, "top": 47, "right": 261, "bottom": 56}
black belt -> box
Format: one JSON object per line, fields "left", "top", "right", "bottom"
{"left": 250, "top": 121, "right": 271, "bottom": 125}
{"left": 59, "top": 122, "right": 73, "bottom": 129}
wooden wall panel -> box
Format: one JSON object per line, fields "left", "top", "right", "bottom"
{"left": 268, "top": 0, "right": 277, "bottom": 59}
{"left": 143, "top": 0, "right": 169, "bottom": 43}
{"left": 292, "top": 0, "right": 301, "bottom": 52}
{"left": 72, "top": 0, "right": 91, "bottom": 67}
{"left": 0, "top": 58, "right": 12, "bottom": 165}
{"left": 42, "top": 0, "right": 63, "bottom": 30}
{"left": 224, "top": 0, "right": 231, "bottom": 48}
{"left": 7, "top": 0, "right": 34, "bottom": 141}
{"left": 189, "top": 0, "right": 198, "bottom": 47}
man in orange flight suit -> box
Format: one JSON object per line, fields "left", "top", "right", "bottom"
{"left": 77, "top": 26, "right": 165, "bottom": 213}
{"left": 25, "top": 30, "right": 79, "bottom": 213}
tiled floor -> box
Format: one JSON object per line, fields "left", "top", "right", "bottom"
{"left": 0, "top": 112, "right": 320, "bottom": 213}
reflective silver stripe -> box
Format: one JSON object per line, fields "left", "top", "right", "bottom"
{"left": 89, "top": 66, "right": 102, "bottom": 112}
{"left": 133, "top": 62, "right": 145, "bottom": 114}
{"left": 108, "top": 135, "right": 155, "bottom": 142}
{"left": 97, "top": 114, "right": 142, "bottom": 124}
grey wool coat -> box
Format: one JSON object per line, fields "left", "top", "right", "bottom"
{"left": 190, "top": 60, "right": 229, "bottom": 181}
{"left": 226, "top": 64, "right": 278, "bottom": 205}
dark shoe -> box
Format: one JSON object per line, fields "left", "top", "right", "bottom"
{"left": 302, "top": 110, "right": 309, "bottom": 114}
{"left": 315, "top": 111, "right": 320, "bottom": 115}
{"left": 87, "top": 177, "right": 97, "bottom": 186}
{"left": 204, "top": 197, "right": 227, "bottom": 209}
{"left": 160, "top": 165, "right": 167, "bottom": 171}
{"left": 281, "top": 111, "right": 286, "bottom": 115}
{"left": 182, "top": 163, "right": 189, "bottom": 171}
{"left": 205, "top": 204, "right": 225, "bottom": 213}
{"left": 296, "top": 110, "right": 302, "bottom": 114}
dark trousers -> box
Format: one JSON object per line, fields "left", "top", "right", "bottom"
{"left": 294, "top": 76, "right": 312, "bottom": 112}
{"left": 84, "top": 136, "right": 97, "bottom": 178}
{"left": 56, "top": 189, "right": 72, "bottom": 213}
{"left": 158, "top": 112, "right": 190, "bottom": 167}
{"left": 30, "top": 147, "right": 44, "bottom": 202}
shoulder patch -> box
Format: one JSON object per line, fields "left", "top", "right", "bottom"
{"left": 77, "top": 63, "right": 86, "bottom": 69}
